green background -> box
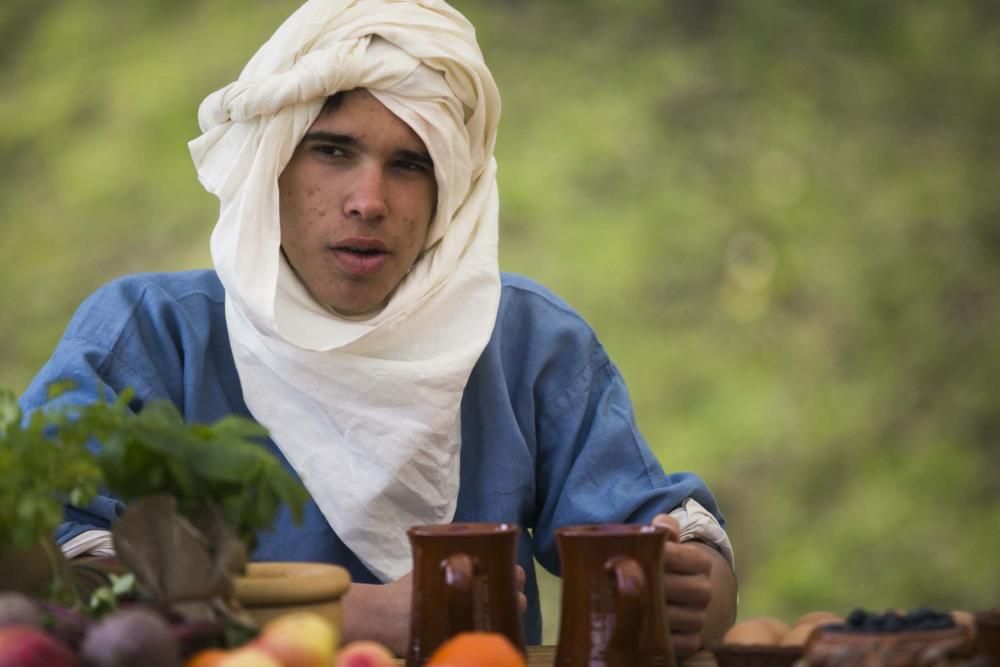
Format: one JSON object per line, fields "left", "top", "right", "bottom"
{"left": 2, "top": 0, "right": 998, "bottom": 642}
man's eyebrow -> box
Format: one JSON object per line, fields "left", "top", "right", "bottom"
{"left": 301, "top": 130, "right": 358, "bottom": 146}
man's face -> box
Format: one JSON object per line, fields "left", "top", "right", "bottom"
{"left": 278, "top": 89, "right": 437, "bottom": 317}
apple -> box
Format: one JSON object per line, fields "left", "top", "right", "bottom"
{"left": 335, "top": 640, "right": 396, "bottom": 667}
{"left": 216, "top": 647, "right": 283, "bottom": 667}
{"left": 0, "top": 624, "right": 78, "bottom": 667}
{"left": 254, "top": 611, "right": 338, "bottom": 667}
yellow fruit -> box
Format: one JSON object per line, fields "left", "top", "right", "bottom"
{"left": 256, "top": 611, "right": 337, "bottom": 667}
{"left": 217, "top": 647, "right": 283, "bottom": 667}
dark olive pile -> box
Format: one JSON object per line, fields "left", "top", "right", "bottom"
{"left": 824, "top": 608, "right": 956, "bottom": 633}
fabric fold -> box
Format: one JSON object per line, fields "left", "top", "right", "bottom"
{"left": 189, "top": 0, "right": 501, "bottom": 581}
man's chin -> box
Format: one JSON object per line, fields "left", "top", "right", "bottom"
{"left": 325, "top": 292, "right": 389, "bottom": 319}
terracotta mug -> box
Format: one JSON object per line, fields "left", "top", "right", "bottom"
{"left": 975, "top": 609, "right": 1000, "bottom": 663}
{"left": 406, "top": 522, "right": 525, "bottom": 666}
{"left": 555, "top": 524, "right": 675, "bottom": 667}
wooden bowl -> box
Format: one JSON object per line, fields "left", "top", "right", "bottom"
{"left": 234, "top": 562, "right": 351, "bottom": 628}
{"left": 713, "top": 644, "right": 803, "bottom": 667}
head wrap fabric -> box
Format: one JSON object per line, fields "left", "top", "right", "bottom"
{"left": 188, "top": 0, "right": 501, "bottom": 581}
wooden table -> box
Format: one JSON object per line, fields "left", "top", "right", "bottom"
{"left": 398, "top": 645, "right": 718, "bottom": 665}
{"left": 522, "top": 645, "right": 717, "bottom": 666}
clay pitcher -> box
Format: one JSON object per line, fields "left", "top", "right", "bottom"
{"left": 406, "top": 522, "right": 525, "bottom": 666}
{"left": 555, "top": 524, "right": 675, "bottom": 667}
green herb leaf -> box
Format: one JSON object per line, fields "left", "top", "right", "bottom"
{"left": 3, "top": 379, "right": 308, "bottom": 557}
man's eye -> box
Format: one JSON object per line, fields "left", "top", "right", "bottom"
{"left": 395, "top": 159, "right": 431, "bottom": 173}
{"left": 315, "top": 145, "right": 347, "bottom": 158}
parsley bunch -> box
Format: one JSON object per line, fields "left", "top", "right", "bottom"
{"left": 1, "top": 382, "right": 309, "bottom": 553}
{"left": 0, "top": 384, "right": 102, "bottom": 550}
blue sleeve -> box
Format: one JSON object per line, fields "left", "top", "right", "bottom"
{"left": 20, "top": 342, "right": 129, "bottom": 546}
{"left": 18, "top": 278, "right": 177, "bottom": 546}
{"left": 507, "top": 283, "right": 723, "bottom": 574}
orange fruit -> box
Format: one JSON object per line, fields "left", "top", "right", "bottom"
{"left": 184, "top": 649, "right": 228, "bottom": 667}
{"left": 426, "top": 632, "right": 526, "bottom": 667}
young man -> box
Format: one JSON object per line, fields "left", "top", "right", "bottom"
{"left": 21, "top": 0, "right": 736, "bottom": 656}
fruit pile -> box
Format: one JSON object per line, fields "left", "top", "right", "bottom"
{"left": 825, "top": 608, "right": 959, "bottom": 633}
{"left": 717, "top": 608, "right": 986, "bottom": 667}
{"left": 799, "top": 608, "right": 982, "bottom": 667}
{"left": 184, "top": 628, "right": 526, "bottom": 667}
{"left": 0, "top": 590, "right": 376, "bottom": 667}
{"left": 0, "top": 591, "right": 209, "bottom": 667}
{"left": 0, "top": 590, "right": 527, "bottom": 667}
{"left": 184, "top": 611, "right": 352, "bottom": 667}
{"left": 721, "top": 608, "right": 978, "bottom": 649}
{"left": 721, "top": 611, "right": 846, "bottom": 648}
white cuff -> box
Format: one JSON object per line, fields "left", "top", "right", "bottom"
{"left": 60, "top": 529, "right": 116, "bottom": 559}
{"left": 668, "top": 497, "right": 735, "bottom": 568}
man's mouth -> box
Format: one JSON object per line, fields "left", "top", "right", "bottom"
{"left": 331, "top": 238, "right": 390, "bottom": 275}
{"left": 340, "top": 246, "right": 384, "bottom": 256}
{"left": 333, "top": 237, "right": 388, "bottom": 254}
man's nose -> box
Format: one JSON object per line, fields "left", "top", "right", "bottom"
{"left": 344, "top": 164, "right": 388, "bottom": 222}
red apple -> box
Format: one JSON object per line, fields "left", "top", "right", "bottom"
{"left": 335, "top": 640, "right": 396, "bottom": 667}
{"left": 254, "top": 612, "right": 337, "bottom": 667}
{"left": 0, "top": 624, "right": 78, "bottom": 667}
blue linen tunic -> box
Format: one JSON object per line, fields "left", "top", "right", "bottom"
{"left": 20, "top": 270, "right": 724, "bottom": 644}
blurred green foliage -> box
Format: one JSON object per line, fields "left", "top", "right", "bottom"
{"left": 2, "top": 0, "right": 998, "bottom": 642}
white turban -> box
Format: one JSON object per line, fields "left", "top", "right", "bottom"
{"left": 188, "top": 0, "right": 501, "bottom": 581}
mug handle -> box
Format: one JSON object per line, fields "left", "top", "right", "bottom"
{"left": 442, "top": 553, "right": 476, "bottom": 633}
{"left": 605, "top": 556, "right": 646, "bottom": 651}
